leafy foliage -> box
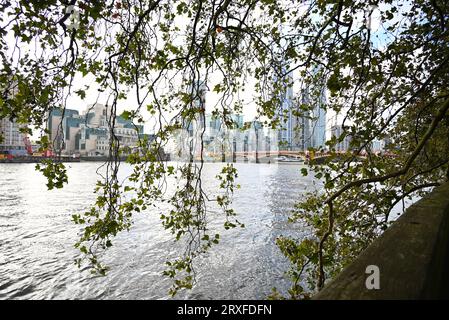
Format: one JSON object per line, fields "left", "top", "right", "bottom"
{"left": 1, "top": 0, "right": 449, "bottom": 298}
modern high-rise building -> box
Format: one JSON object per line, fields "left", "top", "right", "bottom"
{"left": 276, "top": 73, "right": 325, "bottom": 151}
{"left": 277, "top": 72, "right": 314, "bottom": 151}
{"left": 331, "top": 124, "right": 385, "bottom": 153}
{"left": 371, "top": 139, "right": 384, "bottom": 153}
{"left": 310, "top": 85, "right": 327, "bottom": 149}
{"left": 204, "top": 113, "right": 243, "bottom": 138}
{"left": 277, "top": 72, "right": 295, "bottom": 150}
{"left": 176, "top": 81, "right": 208, "bottom": 160}
{"left": 296, "top": 87, "right": 312, "bottom": 150}
{"left": 230, "top": 114, "right": 244, "bottom": 129}
{"left": 330, "top": 124, "right": 352, "bottom": 152}
{"left": 182, "top": 81, "right": 207, "bottom": 134}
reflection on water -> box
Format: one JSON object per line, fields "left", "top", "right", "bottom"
{"left": 0, "top": 162, "right": 318, "bottom": 299}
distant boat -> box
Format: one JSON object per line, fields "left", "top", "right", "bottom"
{"left": 276, "top": 156, "right": 304, "bottom": 163}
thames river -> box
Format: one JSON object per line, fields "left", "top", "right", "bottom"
{"left": 0, "top": 162, "right": 319, "bottom": 299}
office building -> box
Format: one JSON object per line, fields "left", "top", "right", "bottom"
{"left": 0, "top": 118, "right": 28, "bottom": 156}
{"left": 330, "top": 124, "right": 353, "bottom": 152}
{"left": 310, "top": 86, "right": 327, "bottom": 149}
{"left": 48, "top": 103, "right": 143, "bottom": 156}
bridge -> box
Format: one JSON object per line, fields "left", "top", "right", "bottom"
{"left": 210, "top": 150, "right": 358, "bottom": 164}
{"left": 232, "top": 150, "right": 326, "bottom": 158}
{"left": 201, "top": 150, "right": 397, "bottom": 163}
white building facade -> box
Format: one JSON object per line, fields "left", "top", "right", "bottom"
{"left": 0, "top": 118, "right": 28, "bottom": 156}
{"left": 48, "top": 103, "right": 143, "bottom": 156}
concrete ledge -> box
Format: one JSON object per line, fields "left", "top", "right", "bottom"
{"left": 314, "top": 181, "right": 449, "bottom": 300}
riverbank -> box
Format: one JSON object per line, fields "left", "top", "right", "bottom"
{"left": 0, "top": 158, "right": 305, "bottom": 165}
{"left": 0, "top": 156, "right": 80, "bottom": 163}
{"left": 0, "top": 154, "right": 171, "bottom": 163}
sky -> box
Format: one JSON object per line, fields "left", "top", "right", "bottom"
{"left": 5, "top": 1, "right": 410, "bottom": 141}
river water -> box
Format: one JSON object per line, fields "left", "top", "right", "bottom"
{"left": 0, "top": 162, "right": 319, "bottom": 299}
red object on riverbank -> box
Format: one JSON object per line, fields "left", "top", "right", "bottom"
{"left": 43, "top": 149, "right": 54, "bottom": 157}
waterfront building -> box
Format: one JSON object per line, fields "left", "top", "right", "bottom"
{"left": 371, "top": 139, "right": 384, "bottom": 153}
{"left": 173, "top": 78, "right": 267, "bottom": 161}
{"left": 205, "top": 113, "right": 222, "bottom": 145}
{"left": 382, "top": 136, "right": 395, "bottom": 151}
{"left": 303, "top": 67, "right": 327, "bottom": 150}
{"left": 231, "top": 114, "right": 244, "bottom": 129}
{"left": 276, "top": 73, "right": 326, "bottom": 152}
{"left": 246, "top": 120, "right": 264, "bottom": 153}
{"left": 310, "top": 86, "right": 327, "bottom": 149}
{"left": 331, "top": 125, "right": 385, "bottom": 154}
{"left": 330, "top": 124, "right": 352, "bottom": 152}
{"left": 47, "top": 103, "right": 144, "bottom": 156}
{"left": 175, "top": 79, "right": 248, "bottom": 161}
{"left": 176, "top": 81, "right": 207, "bottom": 161}
{"left": 277, "top": 72, "right": 300, "bottom": 151}
{"left": 296, "top": 87, "right": 312, "bottom": 150}
{"left": 0, "top": 118, "right": 28, "bottom": 156}
{"left": 47, "top": 108, "right": 82, "bottom": 153}
{"left": 204, "top": 113, "right": 243, "bottom": 140}
{"left": 182, "top": 81, "right": 207, "bottom": 135}
{"left": 0, "top": 82, "right": 30, "bottom": 156}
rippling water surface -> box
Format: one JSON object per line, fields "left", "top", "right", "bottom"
{"left": 0, "top": 162, "right": 319, "bottom": 299}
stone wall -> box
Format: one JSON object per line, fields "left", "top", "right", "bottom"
{"left": 314, "top": 182, "right": 449, "bottom": 299}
